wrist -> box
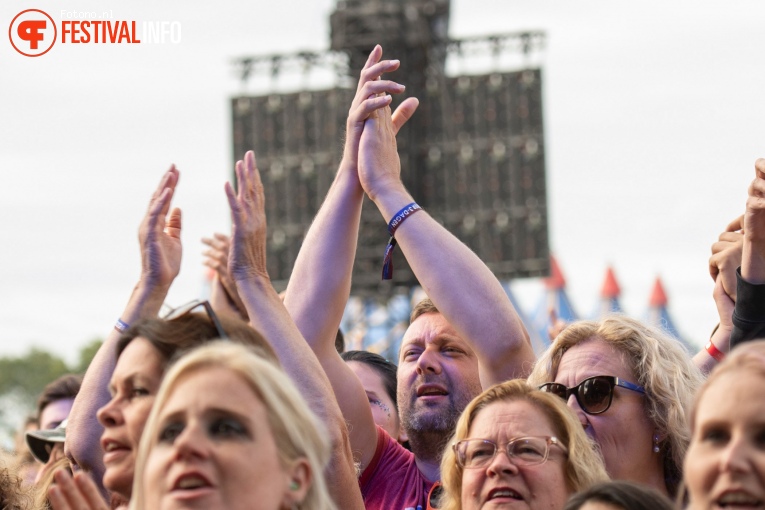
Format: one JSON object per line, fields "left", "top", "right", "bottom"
{"left": 335, "top": 160, "right": 363, "bottom": 189}
{"left": 382, "top": 202, "right": 423, "bottom": 280}
{"left": 705, "top": 338, "right": 726, "bottom": 361}
{"left": 121, "top": 281, "right": 170, "bottom": 325}
{"left": 135, "top": 279, "right": 172, "bottom": 298}
{"left": 707, "top": 322, "right": 731, "bottom": 361}
{"left": 234, "top": 274, "right": 282, "bottom": 310}
{"left": 233, "top": 271, "right": 273, "bottom": 291}
{"left": 742, "top": 245, "right": 765, "bottom": 284}
{"left": 338, "top": 154, "right": 357, "bottom": 173}
{"left": 369, "top": 185, "right": 412, "bottom": 215}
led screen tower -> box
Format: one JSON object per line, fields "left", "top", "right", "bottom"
{"left": 232, "top": 0, "right": 548, "bottom": 295}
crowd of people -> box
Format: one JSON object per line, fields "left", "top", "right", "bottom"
{"left": 2, "top": 44, "right": 765, "bottom": 510}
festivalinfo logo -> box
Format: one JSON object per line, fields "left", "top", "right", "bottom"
{"left": 8, "top": 8, "right": 182, "bottom": 57}
{"left": 9, "top": 9, "right": 57, "bottom": 57}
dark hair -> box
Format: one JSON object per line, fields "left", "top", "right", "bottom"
{"left": 116, "top": 312, "right": 278, "bottom": 369}
{"left": 341, "top": 350, "right": 397, "bottom": 411}
{"left": 564, "top": 481, "right": 674, "bottom": 510}
{"left": 36, "top": 374, "right": 82, "bottom": 419}
{"left": 334, "top": 328, "right": 345, "bottom": 354}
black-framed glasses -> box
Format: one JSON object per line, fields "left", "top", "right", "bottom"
{"left": 163, "top": 300, "right": 228, "bottom": 340}
{"left": 453, "top": 436, "right": 567, "bottom": 469}
{"left": 539, "top": 375, "right": 645, "bottom": 415}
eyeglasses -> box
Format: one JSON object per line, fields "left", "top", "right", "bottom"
{"left": 163, "top": 300, "right": 228, "bottom": 340}
{"left": 453, "top": 436, "right": 567, "bottom": 469}
{"left": 538, "top": 375, "right": 645, "bottom": 415}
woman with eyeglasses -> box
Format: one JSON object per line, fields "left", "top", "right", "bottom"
{"left": 438, "top": 379, "right": 608, "bottom": 510}
{"left": 683, "top": 340, "right": 765, "bottom": 510}
{"left": 527, "top": 315, "right": 704, "bottom": 498}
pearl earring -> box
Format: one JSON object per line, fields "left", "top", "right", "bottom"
{"left": 653, "top": 434, "right": 660, "bottom": 453}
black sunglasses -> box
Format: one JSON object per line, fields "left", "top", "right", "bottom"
{"left": 538, "top": 375, "right": 645, "bottom": 415}
{"left": 163, "top": 299, "right": 228, "bottom": 340}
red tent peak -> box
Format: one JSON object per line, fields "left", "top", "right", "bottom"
{"left": 545, "top": 254, "right": 567, "bottom": 290}
{"left": 649, "top": 277, "right": 668, "bottom": 307}
{"left": 600, "top": 266, "right": 621, "bottom": 298}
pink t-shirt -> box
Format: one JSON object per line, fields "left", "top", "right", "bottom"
{"left": 359, "top": 426, "right": 436, "bottom": 510}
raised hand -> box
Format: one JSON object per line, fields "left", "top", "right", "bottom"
{"left": 709, "top": 215, "right": 743, "bottom": 302}
{"left": 743, "top": 158, "right": 765, "bottom": 284}
{"left": 224, "top": 151, "right": 268, "bottom": 283}
{"left": 202, "top": 232, "right": 248, "bottom": 317}
{"left": 345, "top": 45, "right": 418, "bottom": 185}
{"left": 48, "top": 470, "right": 110, "bottom": 510}
{"left": 713, "top": 274, "right": 735, "bottom": 330}
{"left": 355, "top": 54, "right": 419, "bottom": 202}
{"left": 138, "top": 166, "right": 181, "bottom": 290}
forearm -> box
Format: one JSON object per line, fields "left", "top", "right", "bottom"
{"left": 371, "top": 186, "right": 535, "bottom": 383}
{"left": 324, "top": 427, "right": 366, "bottom": 510}
{"left": 742, "top": 242, "right": 765, "bottom": 284}
{"left": 693, "top": 322, "right": 732, "bottom": 375}
{"left": 237, "top": 275, "right": 364, "bottom": 501}
{"left": 239, "top": 275, "right": 348, "bottom": 432}
{"left": 242, "top": 272, "right": 378, "bottom": 471}
{"left": 731, "top": 268, "right": 765, "bottom": 348}
{"left": 284, "top": 161, "right": 364, "bottom": 355}
{"left": 66, "top": 282, "right": 168, "bottom": 477}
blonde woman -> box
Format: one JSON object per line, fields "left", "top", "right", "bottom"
{"left": 528, "top": 315, "right": 703, "bottom": 498}
{"left": 684, "top": 340, "right": 765, "bottom": 509}
{"left": 439, "top": 379, "right": 608, "bottom": 510}
{"left": 130, "top": 341, "right": 336, "bottom": 510}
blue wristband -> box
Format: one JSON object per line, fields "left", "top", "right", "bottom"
{"left": 114, "top": 318, "right": 130, "bottom": 333}
{"left": 382, "top": 203, "right": 422, "bottom": 280}
{"left": 387, "top": 203, "right": 422, "bottom": 236}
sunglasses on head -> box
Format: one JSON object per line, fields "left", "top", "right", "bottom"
{"left": 163, "top": 299, "right": 228, "bottom": 340}
{"left": 538, "top": 375, "right": 645, "bottom": 415}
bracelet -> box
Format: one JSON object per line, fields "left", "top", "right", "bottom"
{"left": 114, "top": 318, "right": 130, "bottom": 333}
{"left": 705, "top": 339, "right": 725, "bottom": 362}
{"left": 382, "top": 202, "right": 422, "bottom": 280}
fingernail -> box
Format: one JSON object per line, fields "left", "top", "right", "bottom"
{"left": 390, "top": 59, "right": 399, "bottom": 65}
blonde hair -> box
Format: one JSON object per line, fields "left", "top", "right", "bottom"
{"left": 33, "top": 456, "right": 71, "bottom": 510}
{"left": 130, "top": 342, "right": 337, "bottom": 510}
{"left": 0, "top": 450, "right": 35, "bottom": 510}
{"left": 527, "top": 315, "right": 703, "bottom": 496}
{"left": 410, "top": 297, "right": 439, "bottom": 323}
{"left": 438, "top": 379, "right": 609, "bottom": 510}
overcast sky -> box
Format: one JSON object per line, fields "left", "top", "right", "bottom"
{"left": 2, "top": 0, "right": 763, "bottom": 363}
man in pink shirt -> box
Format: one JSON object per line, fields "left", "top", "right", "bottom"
{"left": 284, "top": 45, "right": 536, "bottom": 509}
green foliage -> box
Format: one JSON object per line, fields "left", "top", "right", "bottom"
{"left": 74, "top": 338, "right": 103, "bottom": 375}
{"left": 0, "top": 348, "right": 70, "bottom": 404}
{"left": 0, "top": 339, "right": 103, "bottom": 450}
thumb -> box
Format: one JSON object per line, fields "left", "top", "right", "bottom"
{"left": 392, "top": 97, "right": 419, "bottom": 134}
{"left": 165, "top": 207, "right": 182, "bottom": 239}
{"left": 756, "top": 158, "right": 765, "bottom": 181}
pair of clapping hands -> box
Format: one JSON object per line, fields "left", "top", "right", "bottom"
{"left": 708, "top": 159, "right": 765, "bottom": 341}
